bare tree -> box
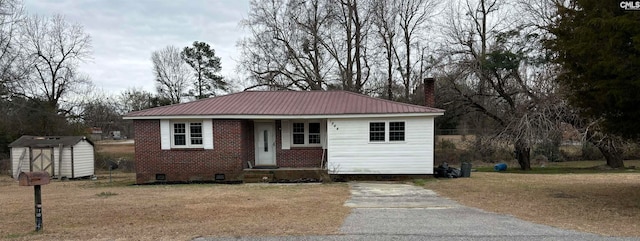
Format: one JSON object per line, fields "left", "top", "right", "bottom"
{"left": 438, "top": 0, "right": 563, "bottom": 170}
{"left": 394, "top": 0, "right": 439, "bottom": 100}
{"left": 371, "top": 0, "right": 398, "bottom": 100}
{"left": 517, "top": 0, "right": 627, "bottom": 168}
{"left": 152, "top": 45, "right": 190, "bottom": 104}
{"left": 118, "top": 87, "right": 171, "bottom": 113}
{"left": 321, "top": 0, "right": 372, "bottom": 92}
{"left": 0, "top": 0, "right": 24, "bottom": 97}
{"left": 241, "top": 0, "right": 380, "bottom": 93}
{"left": 240, "top": 0, "right": 333, "bottom": 90}
{"left": 20, "top": 14, "right": 91, "bottom": 110}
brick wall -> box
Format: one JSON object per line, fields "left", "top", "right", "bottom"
{"left": 242, "top": 120, "right": 255, "bottom": 168}
{"left": 134, "top": 119, "right": 248, "bottom": 184}
{"left": 133, "top": 119, "right": 323, "bottom": 184}
{"left": 275, "top": 120, "right": 324, "bottom": 168}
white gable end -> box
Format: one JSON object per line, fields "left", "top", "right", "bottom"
{"left": 327, "top": 116, "right": 435, "bottom": 174}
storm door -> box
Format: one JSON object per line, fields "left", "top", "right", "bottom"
{"left": 255, "top": 122, "right": 276, "bottom": 166}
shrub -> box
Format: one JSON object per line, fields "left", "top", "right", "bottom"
{"left": 0, "top": 158, "right": 9, "bottom": 176}
{"left": 581, "top": 143, "right": 603, "bottom": 160}
{"left": 534, "top": 141, "right": 563, "bottom": 162}
{"left": 621, "top": 142, "right": 640, "bottom": 160}
{"left": 436, "top": 139, "right": 457, "bottom": 150}
{"left": 435, "top": 149, "right": 462, "bottom": 165}
{"left": 434, "top": 143, "right": 512, "bottom": 165}
{"left": 95, "top": 152, "right": 135, "bottom": 173}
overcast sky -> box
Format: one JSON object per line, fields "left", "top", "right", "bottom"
{"left": 24, "top": 0, "right": 251, "bottom": 95}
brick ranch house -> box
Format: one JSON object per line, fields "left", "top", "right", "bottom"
{"left": 123, "top": 81, "right": 444, "bottom": 184}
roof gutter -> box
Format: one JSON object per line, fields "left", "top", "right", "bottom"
{"left": 123, "top": 112, "right": 445, "bottom": 120}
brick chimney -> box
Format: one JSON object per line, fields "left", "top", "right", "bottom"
{"left": 424, "top": 78, "right": 435, "bottom": 107}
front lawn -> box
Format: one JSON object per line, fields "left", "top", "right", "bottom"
{"left": 0, "top": 172, "right": 350, "bottom": 240}
{"left": 423, "top": 171, "right": 640, "bottom": 237}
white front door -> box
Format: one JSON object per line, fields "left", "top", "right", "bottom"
{"left": 255, "top": 122, "right": 276, "bottom": 166}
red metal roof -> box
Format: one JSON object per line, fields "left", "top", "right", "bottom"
{"left": 124, "top": 91, "right": 444, "bottom": 118}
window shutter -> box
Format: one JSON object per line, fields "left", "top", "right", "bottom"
{"left": 281, "top": 120, "right": 290, "bottom": 150}
{"left": 160, "top": 120, "right": 170, "bottom": 150}
{"left": 203, "top": 119, "right": 213, "bottom": 149}
{"left": 320, "top": 120, "right": 327, "bottom": 149}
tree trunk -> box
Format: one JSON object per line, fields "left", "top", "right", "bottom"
{"left": 603, "top": 147, "right": 625, "bottom": 168}
{"left": 515, "top": 140, "right": 531, "bottom": 170}
{"left": 586, "top": 129, "right": 625, "bottom": 168}
{"left": 597, "top": 145, "right": 624, "bottom": 168}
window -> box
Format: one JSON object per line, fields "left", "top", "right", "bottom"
{"left": 291, "top": 121, "right": 322, "bottom": 146}
{"left": 369, "top": 122, "right": 385, "bottom": 142}
{"left": 308, "top": 123, "right": 321, "bottom": 144}
{"left": 292, "top": 123, "right": 305, "bottom": 145}
{"left": 174, "top": 123, "right": 186, "bottom": 145}
{"left": 172, "top": 121, "right": 204, "bottom": 148}
{"left": 370, "top": 121, "right": 406, "bottom": 142}
{"left": 190, "top": 123, "right": 203, "bottom": 145}
{"left": 389, "top": 122, "right": 405, "bottom": 141}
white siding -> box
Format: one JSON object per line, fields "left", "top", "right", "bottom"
{"left": 281, "top": 120, "right": 290, "bottom": 150}
{"left": 327, "top": 116, "right": 435, "bottom": 174}
{"left": 203, "top": 119, "right": 213, "bottom": 149}
{"left": 160, "top": 120, "right": 170, "bottom": 150}
{"left": 72, "top": 140, "right": 95, "bottom": 178}
{"left": 49, "top": 145, "right": 72, "bottom": 177}
{"left": 52, "top": 146, "right": 60, "bottom": 176}
{"left": 57, "top": 147, "right": 73, "bottom": 177}
{"left": 10, "top": 147, "right": 30, "bottom": 179}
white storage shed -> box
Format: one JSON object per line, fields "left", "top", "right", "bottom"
{"left": 8, "top": 136, "right": 95, "bottom": 179}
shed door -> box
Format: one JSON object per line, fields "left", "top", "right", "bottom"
{"left": 255, "top": 122, "right": 276, "bottom": 166}
{"left": 31, "top": 148, "right": 54, "bottom": 175}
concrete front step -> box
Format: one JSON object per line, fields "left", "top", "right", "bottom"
{"left": 242, "top": 168, "right": 328, "bottom": 183}
{"left": 243, "top": 172, "right": 275, "bottom": 183}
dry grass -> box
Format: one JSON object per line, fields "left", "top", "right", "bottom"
{"left": 423, "top": 172, "right": 640, "bottom": 237}
{"left": 94, "top": 142, "right": 134, "bottom": 154}
{"left": 0, "top": 173, "right": 351, "bottom": 241}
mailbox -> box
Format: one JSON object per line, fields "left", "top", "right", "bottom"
{"left": 18, "top": 172, "right": 50, "bottom": 186}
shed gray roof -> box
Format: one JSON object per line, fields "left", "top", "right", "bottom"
{"left": 8, "top": 136, "right": 93, "bottom": 148}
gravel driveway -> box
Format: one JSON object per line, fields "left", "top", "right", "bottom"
{"left": 194, "top": 182, "right": 640, "bottom": 241}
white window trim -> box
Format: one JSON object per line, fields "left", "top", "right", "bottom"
{"left": 368, "top": 121, "right": 406, "bottom": 143}
{"left": 389, "top": 121, "right": 406, "bottom": 142}
{"left": 290, "top": 120, "right": 322, "bottom": 147}
{"left": 171, "top": 120, "right": 204, "bottom": 148}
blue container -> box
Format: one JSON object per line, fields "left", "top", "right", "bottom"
{"left": 494, "top": 163, "right": 507, "bottom": 171}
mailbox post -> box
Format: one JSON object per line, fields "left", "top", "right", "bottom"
{"left": 18, "top": 171, "right": 50, "bottom": 232}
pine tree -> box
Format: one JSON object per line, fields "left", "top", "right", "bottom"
{"left": 548, "top": 0, "right": 640, "bottom": 138}
{"left": 181, "top": 41, "right": 228, "bottom": 99}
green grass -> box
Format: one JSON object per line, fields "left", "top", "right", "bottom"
{"left": 5, "top": 231, "right": 40, "bottom": 239}
{"left": 413, "top": 179, "right": 427, "bottom": 186}
{"left": 475, "top": 160, "right": 640, "bottom": 174}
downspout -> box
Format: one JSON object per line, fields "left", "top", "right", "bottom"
{"left": 9, "top": 147, "right": 13, "bottom": 178}
{"left": 50, "top": 147, "right": 55, "bottom": 176}
{"left": 29, "top": 147, "right": 33, "bottom": 172}
{"left": 58, "top": 144, "right": 63, "bottom": 178}
{"left": 320, "top": 119, "right": 328, "bottom": 170}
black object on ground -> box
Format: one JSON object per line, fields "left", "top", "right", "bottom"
{"left": 461, "top": 162, "right": 472, "bottom": 178}
{"left": 434, "top": 162, "right": 462, "bottom": 178}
